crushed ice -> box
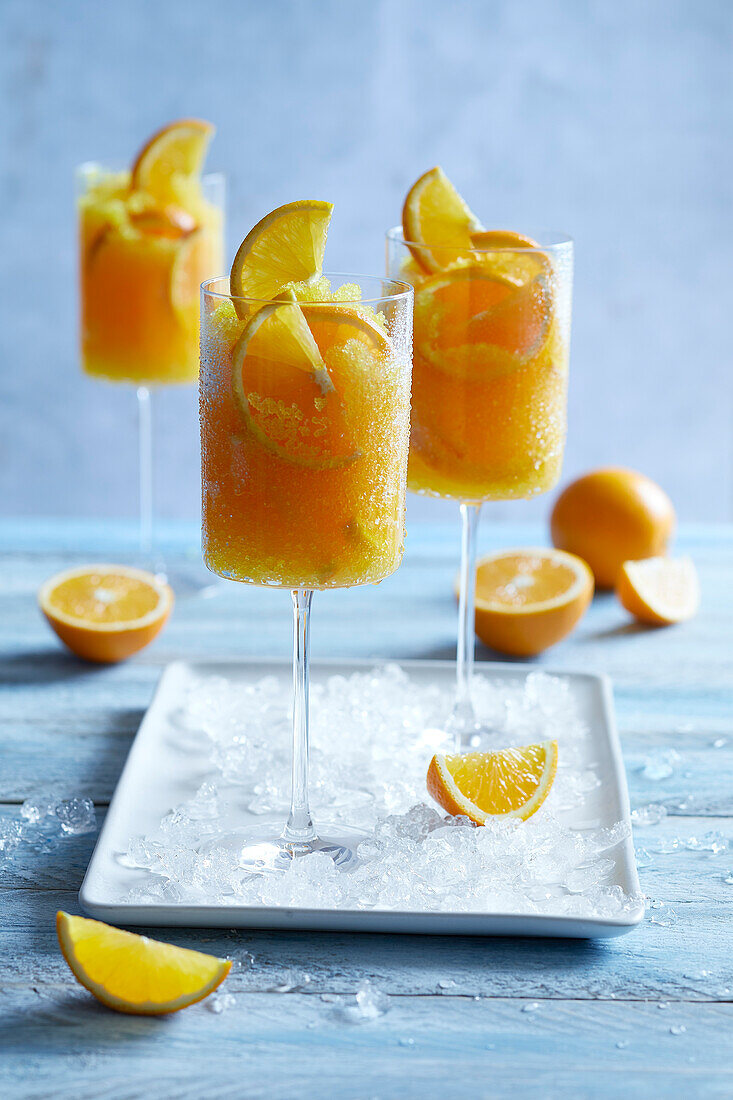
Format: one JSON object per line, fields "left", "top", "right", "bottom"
{"left": 1, "top": 797, "right": 97, "bottom": 858}
{"left": 335, "top": 980, "right": 390, "bottom": 1024}
{"left": 122, "top": 666, "right": 642, "bottom": 919}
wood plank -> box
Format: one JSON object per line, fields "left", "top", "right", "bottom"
{"left": 2, "top": 701, "right": 732, "bottom": 811}
{"left": 2, "top": 805, "right": 732, "bottom": 1002}
{"left": 1, "top": 990, "right": 732, "bottom": 1100}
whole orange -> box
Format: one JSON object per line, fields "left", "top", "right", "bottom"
{"left": 550, "top": 468, "right": 675, "bottom": 588}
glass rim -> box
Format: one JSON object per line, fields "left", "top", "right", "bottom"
{"left": 201, "top": 272, "right": 414, "bottom": 307}
{"left": 386, "top": 225, "right": 573, "bottom": 253}
{"left": 75, "top": 161, "right": 225, "bottom": 186}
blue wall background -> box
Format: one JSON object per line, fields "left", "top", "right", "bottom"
{"left": 2, "top": 0, "right": 731, "bottom": 523}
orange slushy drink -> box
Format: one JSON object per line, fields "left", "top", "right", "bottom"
{"left": 201, "top": 202, "right": 412, "bottom": 588}
{"left": 79, "top": 120, "right": 223, "bottom": 385}
{"left": 388, "top": 168, "right": 572, "bottom": 503}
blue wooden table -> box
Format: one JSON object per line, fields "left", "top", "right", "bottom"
{"left": 2, "top": 519, "right": 732, "bottom": 1098}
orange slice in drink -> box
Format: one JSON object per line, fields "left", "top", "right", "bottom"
{"left": 414, "top": 266, "right": 553, "bottom": 380}
{"left": 427, "top": 741, "right": 559, "bottom": 824}
{"left": 57, "top": 912, "right": 231, "bottom": 1015}
{"left": 170, "top": 227, "right": 210, "bottom": 321}
{"left": 470, "top": 229, "right": 550, "bottom": 284}
{"left": 470, "top": 230, "right": 540, "bottom": 251}
{"left": 230, "top": 200, "right": 333, "bottom": 313}
{"left": 464, "top": 548, "right": 593, "bottom": 656}
{"left": 130, "top": 205, "right": 197, "bottom": 239}
{"left": 402, "top": 167, "right": 483, "bottom": 272}
{"left": 232, "top": 292, "right": 390, "bottom": 470}
{"left": 131, "top": 118, "right": 215, "bottom": 201}
{"left": 616, "top": 556, "right": 700, "bottom": 626}
{"left": 39, "top": 565, "right": 173, "bottom": 664}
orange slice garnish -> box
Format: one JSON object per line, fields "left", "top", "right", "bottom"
{"left": 131, "top": 118, "right": 214, "bottom": 201}
{"left": 39, "top": 565, "right": 173, "bottom": 664}
{"left": 427, "top": 741, "right": 559, "bottom": 823}
{"left": 616, "top": 556, "right": 700, "bottom": 626}
{"left": 230, "top": 200, "right": 333, "bottom": 313}
{"left": 464, "top": 548, "right": 593, "bottom": 656}
{"left": 57, "top": 912, "right": 231, "bottom": 1015}
{"left": 402, "top": 167, "right": 483, "bottom": 272}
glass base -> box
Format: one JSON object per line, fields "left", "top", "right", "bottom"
{"left": 199, "top": 820, "right": 367, "bottom": 874}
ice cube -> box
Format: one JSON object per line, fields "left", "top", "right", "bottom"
{"left": 55, "top": 798, "right": 96, "bottom": 836}
{"left": 208, "top": 993, "right": 236, "bottom": 1014}
{"left": 631, "top": 804, "right": 667, "bottom": 827}
{"left": 338, "top": 980, "right": 390, "bottom": 1024}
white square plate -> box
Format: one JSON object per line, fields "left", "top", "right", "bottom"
{"left": 80, "top": 659, "right": 643, "bottom": 937}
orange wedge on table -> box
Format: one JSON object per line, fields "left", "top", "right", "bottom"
{"left": 462, "top": 548, "right": 594, "bottom": 657}
{"left": 616, "top": 556, "right": 700, "bottom": 626}
{"left": 39, "top": 565, "right": 173, "bottom": 664}
{"left": 427, "top": 741, "right": 559, "bottom": 824}
{"left": 402, "top": 166, "right": 483, "bottom": 271}
{"left": 131, "top": 118, "right": 215, "bottom": 201}
{"left": 57, "top": 912, "right": 231, "bottom": 1015}
{"left": 230, "top": 200, "right": 333, "bottom": 311}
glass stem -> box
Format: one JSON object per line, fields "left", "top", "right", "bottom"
{"left": 283, "top": 588, "right": 317, "bottom": 847}
{"left": 453, "top": 501, "right": 482, "bottom": 747}
{"left": 137, "top": 385, "right": 153, "bottom": 557}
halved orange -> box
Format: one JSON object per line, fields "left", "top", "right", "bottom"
{"left": 131, "top": 118, "right": 215, "bottom": 201}
{"left": 616, "top": 556, "right": 699, "bottom": 626}
{"left": 39, "top": 565, "right": 173, "bottom": 664}
{"left": 427, "top": 741, "right": 559, "bottom": 823}
{"left": 57, "top": 912, "right": 231, "bottom": 1015}
{"left": 230, "top": 200, "right": 333, "bottom": 313}
{"left": 461, "top": 548, "right": 594, "bottom": 656}
{"left": 402, "top": 167, "right": 483, "bottom": 272}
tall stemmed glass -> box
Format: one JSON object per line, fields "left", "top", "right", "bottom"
{"left": 387, "top": 229, "right": 573, "bottom": 747}
{"left": 200, "top": 274, "right": 413, "bottom": 870}
{"left": 77, "top": 161, "right": 224, "bottom": 578}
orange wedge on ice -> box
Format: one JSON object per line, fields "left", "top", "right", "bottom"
{"left": 131, "top": 118, "right": 214, "bottom": 201}
{"left": 616, "top": 556, "right": 700, "bottom": 626}
{"left": 39, "top": 565, "right": 173, "bottom": 664}
{"left": 402, "top": 167, "right": 483, "bottom": 272}
{"left": 57, "top": 912, "right": 231, "bottom": 1015}
{"left": 230, "top": 200, "right": 333, "bottom": 311}
{"left": 428, "top": 741, "right": 558, "bottom": 824}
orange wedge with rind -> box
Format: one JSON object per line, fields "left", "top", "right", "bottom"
{"left": 230, "top": 200, "right": 333, "bottom": 314}
{"left": 57, "top": 912, "right": 231, "bottom": 1015}
{"left": 427, "top": 740, "right": 559, "bottom": 823}
{"left": 131, "top": 118, "right": 214, "bottom": 201}
{"left": 402, "top": 166, "right": 483, "bottom": 272}
{"left": 616, "top": 556, "right": 700, "bottom": 626}
{"left": 461, "top": 548, "right": 594, "bottom": 657}
{"left": 39, "top": 565, "right": 173, "bottom": 664}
